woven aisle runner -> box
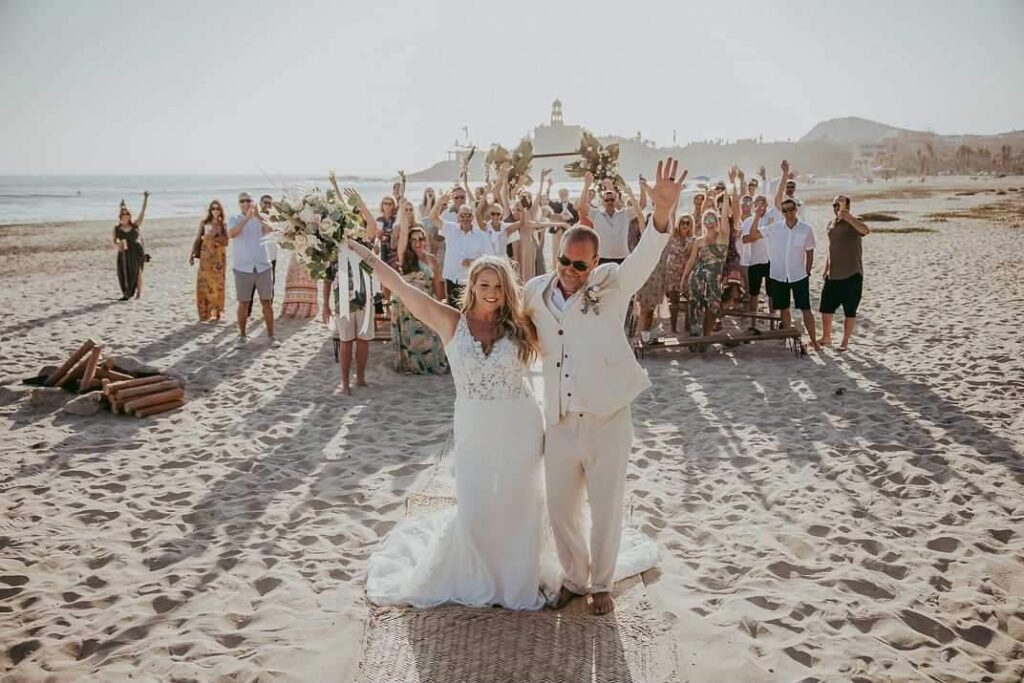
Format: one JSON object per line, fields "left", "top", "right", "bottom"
{"left": 357, "top": 494, "right": 678, "bottom": 683}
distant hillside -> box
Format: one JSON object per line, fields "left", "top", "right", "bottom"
{"left": 800, "top": 117, "right": 910, "bottom": 145}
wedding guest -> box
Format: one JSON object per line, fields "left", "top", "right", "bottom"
{"left": 681, "top": 210, "right": 729, "bottom": 343}
{"left": 229, "top": 192, "right": 278, "bottom": 347}
{"left": 279, "top": 252, "right": 319, "bottom": 319}
{"left": 244, "top": 194, "right": 279, "bottom": 319}
{"left": 740, "top": 194, "right": 780, "bottom": 330}
{"left": 392, "top": 226, "right": 450, "bottom": 374}
{"left": 430, "top": 192, "right": 493, "bottom": 306}
{"left": 113, "top": 191, "right": 149, "bottom": 300}
{"left": 819, "top": 194, "right": 870, "bottom": 351}
{"left": 420, "top": 186, "right": 443, "bottom": 263}
{"left": 720, "top": 170, "right": 745, "bottom": 310}
{"left": 548, "top": 187, "right": 579, "bottom": 271}
{"left": 691, "top": 192, "right": 706, "bottom": 229}
{"left": 664, "top": 214, "right": 695, "bottom": 334}
{"left": 748, "top": 197, "right": 819, "bottom": 349}
{"left": 322, "top": 256, "right": 373, "bottom": 395}
{"left": 392, "top": 169, "right": 406, "bottom": 202}
{"left": 376, "top": 195, "right": 400, "bottom": 269}
{"left": 577, "top": 172, "right": 644, "bottom": 264}
{"left": 189, "top": 199, "right": 228, "bottom": 321}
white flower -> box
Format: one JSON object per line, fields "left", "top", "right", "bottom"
{"left": 581, "top": 285, "right": 602, "bottom": 315}
{"left": 318, "top": 218, "right": 337, "bottom": 238}
{"left": 297, "top": 205, "right": 318, "bottom": 225}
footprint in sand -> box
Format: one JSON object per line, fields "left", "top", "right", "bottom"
{"left": 926, "top": 536, "right": 960, "bottom": 553}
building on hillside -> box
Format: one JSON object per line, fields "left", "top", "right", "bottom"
{"left": 532, "top": 99, "right": 585, "bottom": 156}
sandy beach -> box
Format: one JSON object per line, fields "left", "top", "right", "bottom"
{"left": 2, "top": 177, "right": 1023, "bottom": 682}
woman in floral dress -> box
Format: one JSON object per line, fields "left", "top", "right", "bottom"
{"left": 663, "top": 214, "right": 695, "bottom": 334}
{"left": 681, "top": 209, "right": 729, "bottom": 343}
{"left": 391, "top": 226, "right": 449, "bottom": 374}
{"left": 189, "top": 199, "right": 228, "bottom": 321}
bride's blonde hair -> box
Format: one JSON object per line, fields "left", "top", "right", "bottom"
{"left": 460, "top": 256, "right": 538, "bottom": 364}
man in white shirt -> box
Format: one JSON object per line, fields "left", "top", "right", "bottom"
{"left": 747, "top": 197, "right": 819, "bottom": 349}
{"left": 228, "top": 192, "right": 278, "bottom": 347}
{"left": 577, "top": 172, "right": 644, "bottom": 264}
{"left": 740, "top": 194, "right": 781, "bottom": 326}
{"left": 432, "top": 197, "right": 493, "bottom": 306}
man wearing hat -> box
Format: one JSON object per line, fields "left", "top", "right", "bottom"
{"left": 228, "top": 192, "right": 278, "bottom": 347}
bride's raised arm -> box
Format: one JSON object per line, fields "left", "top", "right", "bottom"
{"left": 345, "top": 238, "right": 461, "bottom": 343}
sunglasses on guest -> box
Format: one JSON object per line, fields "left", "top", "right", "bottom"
{"left": 558, "top": 255, "right": 591, "bottom": 272}
{"left": 781, "top": 206, "right": 797, "bottom": 213}
{"left": 489, "top": 211, "right": 503, "bottom": 217}
{"left": 240, "top": 199, "right": 252, "bottom": 204}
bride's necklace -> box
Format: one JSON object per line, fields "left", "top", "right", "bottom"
{"left": 466, "top": 315, "right": 500, "bottom": 357}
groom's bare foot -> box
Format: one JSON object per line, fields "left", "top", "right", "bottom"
{"left": 551, "top": 587, "right": 582, "bottom": 610}
{"left": 590, "top": 591, "right": 615, "bottom": 615}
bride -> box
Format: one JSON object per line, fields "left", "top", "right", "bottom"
{"left": 349, "top": 241, "right": 551, "bottom": 609}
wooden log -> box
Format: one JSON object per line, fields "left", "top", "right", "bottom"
{"left": 79, "top": 347, "right": 103, "bottom": 393}
{"left": 123, "top": 388, "right": 185, "bottom": 414}
{"left": 134, "top": 399, "right": 184, "bottom": 418}
{"left": 56, "top": 356, "right": 91, "bottom": 389}
{"left": 106, "top": 370, "right": 133, "bottom": 382}
{"left": 111, "top": 380, "right": 178, "bottom": 401}
{"left": 104, "top": 374, "right": 167, "bottom": 394}
{"left": 45, "top": 339, "right": 96, "bottom": 386}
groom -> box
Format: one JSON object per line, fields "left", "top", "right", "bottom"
{"left": 524, "top": 159, "right": 687, "bottom": 614}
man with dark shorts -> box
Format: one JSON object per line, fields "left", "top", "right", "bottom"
{"left": 740, "top": 194, "right": 781, "bottom": 330}
{"left": 819, "top": 194, "right": 870, "bottom": 351}
{"left": 747, "top": 197, "right": 819, "bottom": 350}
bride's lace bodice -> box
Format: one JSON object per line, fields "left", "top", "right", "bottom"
{"left": 446, "top": 316, "right": 530, "bottom": 401}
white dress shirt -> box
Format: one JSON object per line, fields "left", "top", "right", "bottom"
{"left": 229, "top": 214, "right": 272, "bottom": 273}
{"left": 758, "top": 219, "right": 816, "bottom": 282}
{"left": 739, "top": 208, "right": 779, "bottom": 266}
{"left": 440, "top": 218, "right": 494, "bottom": 284}
{"left": 589, "top": 208, "right": 632, "bottom": 259}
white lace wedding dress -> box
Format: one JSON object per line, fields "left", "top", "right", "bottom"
{"left": 366, "top": 315, "right": 657, "bottom": 610}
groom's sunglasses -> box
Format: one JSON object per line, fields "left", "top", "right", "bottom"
{"left": 558, "top": 255, "right": 591, "bottom": 272}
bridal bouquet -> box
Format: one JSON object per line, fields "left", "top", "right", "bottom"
{"left": 564, "top": 131, "right": 623, "bottom": 187}
{"left": 271, "top": 187, "right": 369, "bottom": 281}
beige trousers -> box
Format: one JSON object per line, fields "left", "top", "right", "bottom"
{"left": 544, "top": 406, "right": 632, "bottom": 594}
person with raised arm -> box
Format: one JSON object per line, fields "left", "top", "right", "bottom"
{"left": 113, "top": 191, "right": 150, "bottom": 300}
{"left": 354, "top": 239, "right": 552, "bottom": 609}
{"left": 747, "top": 194, "right": 819, "bottom": 350}
{"left": 818, "top": 194, "right": 870, "bottom": 351}
{"left": 228, "top": 192, "right": 278, "bottom": 347}
{"left": 522, "top": 157, "right": 685, "bottom": 615}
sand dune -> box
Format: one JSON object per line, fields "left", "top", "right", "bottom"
{"left": 2, "top": 177, "right": 1023, "bottom": 682}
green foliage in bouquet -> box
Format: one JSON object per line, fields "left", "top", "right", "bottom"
{"left": 564, "top": 131, "right": 623, "bottom": 187}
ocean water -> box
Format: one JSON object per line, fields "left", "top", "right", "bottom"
{"left": 0, "top": 175, "right": 399, "bottom": 225}
{"left": 0, "top": 175, "right": 588, "bottom": 225}
{"left": 0, "top": 172, "right": 840, "bottom": 225}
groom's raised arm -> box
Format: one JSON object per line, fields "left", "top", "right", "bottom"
{"left": 616, "top": 158, "right": 688, "bottom": 296}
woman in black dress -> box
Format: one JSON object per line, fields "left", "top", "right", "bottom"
{"left": 113, "top": 191, "right": 150, "bottom": 300}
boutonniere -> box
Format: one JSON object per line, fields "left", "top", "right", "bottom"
{"left": 580, "top": 285, "right": 602, "bottom": 316}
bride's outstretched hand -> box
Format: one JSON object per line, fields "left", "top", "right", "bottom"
{"left": 346, "top": 238, "right": 372, "bottom": 261}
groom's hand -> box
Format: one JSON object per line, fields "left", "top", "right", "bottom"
{"left": 650, "top": 157, "right": 688, "bottom": 233}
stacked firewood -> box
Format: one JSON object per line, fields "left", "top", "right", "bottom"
{"left": 43, "top": 339, "right": 184, "bottom": 417}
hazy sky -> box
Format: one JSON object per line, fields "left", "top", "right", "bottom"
{"left": 2, "top": 0, "right": 1022, "bottom": 175}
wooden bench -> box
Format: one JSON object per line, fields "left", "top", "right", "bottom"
{"left": 634, "top": 327, "right": 804, "bottom": 359}
{"left": 721, "top": 309, "right": 785, "bottom": 330}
